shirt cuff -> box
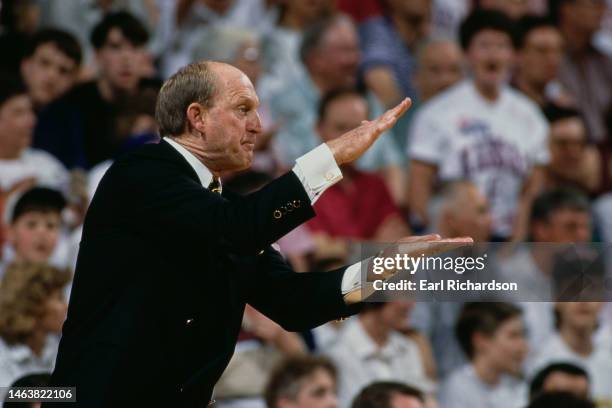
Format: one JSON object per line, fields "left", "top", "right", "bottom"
{"left": 292, "top": 143, "right": 342, "bottom": 204}
{"left": 341, "top": 261, "right": 363, "bottom": 295}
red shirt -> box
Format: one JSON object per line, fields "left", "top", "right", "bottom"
{"left": 337, "top": 0, "right": 384, "bottom": 23}
{"left": 307, "top": 168, "right": 400, "bottom": 240}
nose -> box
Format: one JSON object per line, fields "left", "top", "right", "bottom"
{"left": 247, "top": 110, "right": 262, "bottom": 135}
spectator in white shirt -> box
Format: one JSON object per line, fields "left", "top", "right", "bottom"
{"left": 0, "top": 76, "right": 69, "bottom": 195}
{"left": 528, "top": 302, "right": 612, "bottom": 402}
{"left": 407, "top": 9, "right": 549, "bottom": 241}
{"left": 326, "top": 302, "right": 434, "bottom": 407}
{"left": 440, "top": 302, "right": 529, "bottom": 408}
{"left": 0, "top": 262, "right": 70, "bottom": 400}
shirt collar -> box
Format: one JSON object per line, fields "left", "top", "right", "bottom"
{"left": 163, "top": 137, "right": 218, "bottom": 189}
{"left": 343, "top": 318, "right": 403, "bottom": 361}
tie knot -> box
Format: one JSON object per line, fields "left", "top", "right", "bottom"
{"left": 208, "top": 177, "right": 222, "bottom": 194}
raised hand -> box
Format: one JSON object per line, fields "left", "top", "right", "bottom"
{"left": 326, "top": 98, "right": 412, "bottom": 165}
{"left": 344, "top": 234, "right": 474, "bottom": 304}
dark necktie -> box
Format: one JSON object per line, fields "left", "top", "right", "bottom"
{"left": 208, "top": 177, "right": 221, "bottom": 194}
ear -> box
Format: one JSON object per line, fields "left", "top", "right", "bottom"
{"left": 472, "top": 331, "right": 489, "bottom": 356}
{"left": 186, "top": 102, "right": 207, "bottom": 137}
{"left": 20, "top": 57, "right": 31, "bottom": 77}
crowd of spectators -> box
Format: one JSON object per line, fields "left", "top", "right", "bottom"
{"left": 1, "top": 0, "right": 612, "bottom": 407}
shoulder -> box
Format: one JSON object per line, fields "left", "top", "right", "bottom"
{"left": 417, "top": 81, "right": 469, "bottom": 118}
{"left": 504, "top": 87, "right": 546, "bottom": 119}
{"left": 22, "top": 148, "right": 65, "bottom": 166}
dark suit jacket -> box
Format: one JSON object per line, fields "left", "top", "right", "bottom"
{"left": 46, "top": 140, "right": 360, "bottom": 407}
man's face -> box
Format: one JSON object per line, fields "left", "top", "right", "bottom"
{"left": 389, "top": 393, "right": 426, "bottom": 408}
{"left": 388, "top": 0, "right": 432, "bottom": 47}
{"left": 317, "top": 95, "right": 368, "bottom": 143}
{"left": 379, "top": 301, "right": 414, "bottom": 332}
{"left": 549, "top": 117, "right": 587, "bottom": 173}
{"left": 467, "top": 29, "right": 514, "bottom": 90}
{"left": 280, "top": 368, "right": 338, "bottom": 408}
{"left": 8, "top": 211, "right": 61, "bottom": 263}
{"left": 481, "top": 317, "right": 528, "bottom": 376}
{"left": 556, "top": 302, "right": 602, "bottom": 332}
{"left": 542, "top": 371, "right": 590, "bottom": 399}
{"left": 518, "top": 27, "right": 563, "bottom": 87}
{"left": 95, "top": 28, "right": 144, "bottom": 92}
{"left": 40, "top": 289, "right": 68, "bottom": 334}
{"left": 562, "top": 0, "right": 606, "bottom": 35}
{"left": 200, "top": 66, "right": 261, "bottom": 173}
{"left": 0, "top": 95, "right": 36, "bottom": 155}
{"left": 313, "top": 23, "right": 360, "bottom": 89}
{"left": 416, "top": 41, "right": 463, "bottom": 101}
{"left": 446, "top": 185, "right": 492, "bottom": 242}
{"left": 21, "top": 43, "right": 79, "bottom": 108}
{"left": 534, "top": 208, "right": 591, "bottom": 243}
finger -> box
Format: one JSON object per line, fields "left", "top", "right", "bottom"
{"left": 396, "top": 234, "right": 441, "bottom": 244}
{"left": 397, "top": 237, "right": 473, "bottom": 257}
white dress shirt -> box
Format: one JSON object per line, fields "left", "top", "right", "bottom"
{"left": 163, "top": 137, "right": 363, "bottom": 295}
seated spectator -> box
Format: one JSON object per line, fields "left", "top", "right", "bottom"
{"left": 214, "top": 306, "right": 305, "bottom": 408}
{"left": 542, "top": 105, "right": 599, "bottom": 194}
{"left": 20, "top": 28, "right": 82, "bottom": 111}
{"left": 264, "top": 355, "right": 338, "bottom": 408}
{"left": 0, "top": 0, "right": 41, "bottom": 74}
{"left": 266, "top": 15, "right": 404, "bottom": 204}
{"left": 527, "top": 392, "right": 595, "bottom": 408}
{"left": 33, "top": 11, "right": 152, "bottom": 170}
{"left": 326, "top": 302, "right": 434, "bottom": 407}
{"left": 2, "top": 187, "right": 66, "bottom": 277}
{"left": 552, "top": 0, "right": 612, "bottom": 142}
{"left": 528, "top": 302, "right": 612, "bottom": 402}
{"left": 407, "top": 9, "right": 549, "bottom": 241}
{"left": 0, "top": 262, "right": 70, "bottom": 400}
{"left": 496, "top": 188, "right": 592, "bottom": 349}
{"left": 3, "top": 372, "right": 51, "bottom": 408}
{"left": 0, "top": 76, "right": 69, "bottom": 201}
{"left": 306, "top": 89, "right": 410, "bottom": 244}
{"left": 529, "top": 363, "right": 590, "bottom": 400}
{"left": 440, "top": 302, "right": 528, "bottom": 408}
{"left": 410, "top": 181, "right": 491, "bottom": 380}
{"left": 513, "top": 16, "right": 574, "bottom": 110}
{"left": 351, "top": 381, "right": 425, "bottom": 408}
{"left": 358, "top": 0, "right": 433, "bottom": 108}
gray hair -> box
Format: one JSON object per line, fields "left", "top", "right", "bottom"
{"left": 155, "top": 60, "right": 219, "bottom": 137}
{"left": 192, "top": 26, "right": 260, "bottom": 63}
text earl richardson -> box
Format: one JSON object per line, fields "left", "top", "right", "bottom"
{"left": 373, "top": 279, "right": 518, "bottom": 292}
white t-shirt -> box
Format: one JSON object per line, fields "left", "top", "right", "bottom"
{"left": 326, "top": 319, "right": 434, "bottom": 407}
{"left": 408, "top": 80, "right": 549, "bottom": 237}
{"left": 0, "top": 148, "right": 69, "bottom": 192}
{"left": 439, "top": 364, "right": 527, "bottom": 408}
{"left": 528, "top": 333, "right": 612, "bottom": 401}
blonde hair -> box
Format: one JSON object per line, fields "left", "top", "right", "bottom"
{"left": 0, "top": 262, "right": 71, "bottom": 345}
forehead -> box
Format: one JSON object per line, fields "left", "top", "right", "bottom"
{"left": 325, "top": 95, "right": 367, "bottom": 118}
{"left": 470, "top": 29, "right": 513, "bottom": 45}
{"left": 34, "top": 43, "right": 76, "bottom": 65}
{"left": 217, "top": 68, "right": 258, "bottom": 102}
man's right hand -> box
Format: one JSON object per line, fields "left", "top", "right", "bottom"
{"left": 326, "top": 98, "right": 411, "bottom": 165}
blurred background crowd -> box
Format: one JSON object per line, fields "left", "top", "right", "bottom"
{"left": 1, "top": 0, "right": 612, "bottom": 407}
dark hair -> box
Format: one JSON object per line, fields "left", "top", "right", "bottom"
{"left": 24, "top": 28, "right": 82, "bottom": 66}
{"left": 455, "top": 302, "right": 522, "bottom": 359}
{"left": 543, "top": 104, "right": 582, "bottom": 124}
{"left": 90, "top": 11, "right": 149, "bottom": 50}
{"left": 0, "top": 74, "right": 27, "bottom": 108}
{"left": 300, "top": 15, "right": 352, "bottom": 64}
{"left": 4, "top": 373, "right": 51, "bottom": 407}
{"left": 459, "top": 9, "right": 518, "bottom": 50}
{"left": 530, "top": 363, "right": 589, "bottom": 399}
{"left": 527, "top": 392, "right": 595, "bottom": 408}
{"left": 318, "top": 88, "right": 367, "bottom": 122}
{"left": 11, "top": 187, "right": 66, "bottom": 223}
{"left": 548, "top": 0, "right": 574, "bottom": 24}
{"left": 264, "top": 355, "right": 337, "bottom": 408}
{"left": 352, "top": 381, "right": 424, "bottom": 408}
{"left": 516, "top": 15, "right": 558, "bottom": 49}
{"left": 530, "top": 188, "right": 590, "bottom": 225}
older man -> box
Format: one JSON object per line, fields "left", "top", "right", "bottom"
{"left": 46, "top": 61, "right": 469, "bottom": 407}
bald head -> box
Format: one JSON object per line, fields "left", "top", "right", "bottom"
{"left": 438, "top": 181, "right": 491, "bottom": 242}
{"left": 415, "top": 38, "right": 464, "bottom": 101}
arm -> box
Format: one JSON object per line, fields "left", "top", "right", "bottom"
{"left": 364, "top": 67, "right": 403, "bottom": 109}
{"left": 406, "top": 161, "right": 438, "bottom": 228}
{"left": 511, "top": 166, "right": 545, "bottom": 242}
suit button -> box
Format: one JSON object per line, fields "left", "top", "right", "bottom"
{"left": 273, "top": 210, "right": 282, "bottom": 219}
{"left": 292, "top": 200, "right": 301, "bottom": 208}
{"left": 258, "top": 249, "right": 264, "bottom": 255}
{"left": 286, "top": 202, "right": 294, "bottom": 211}
{"left": 186, "top": 318, "right": 194, "bottom": 325}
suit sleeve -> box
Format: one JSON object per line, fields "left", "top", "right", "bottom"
{"left": 245, "top": 247, "right": 362, "bottom": 332}
{"left": 104, "top": 158, "right": 315, "bottom": 256}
